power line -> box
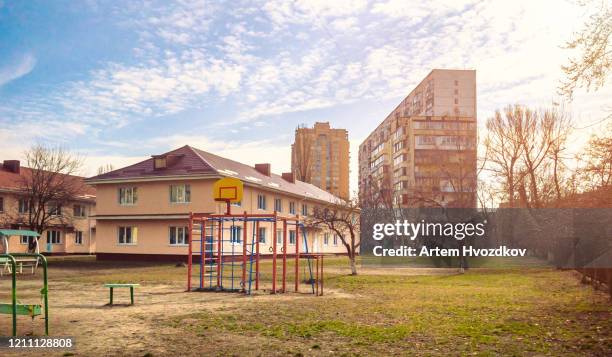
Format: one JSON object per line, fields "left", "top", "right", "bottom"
{"left": 573, "top": 116, "right": 611, "bottom": 130}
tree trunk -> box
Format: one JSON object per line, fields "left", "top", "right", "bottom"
{"left": 349, "top": 254, "right": 357, "bottom": 275}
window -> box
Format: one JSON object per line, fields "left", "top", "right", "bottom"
{"left": 118, "top": 226, "right": 137, "bottom": 244}
{"left": 454, "top": 98, "right": 458, "bottom": 104}
{"left": 258, "top": 227, "right": 266, "bottom": 243}
{"left": 333, "top": 235, "right": 338, "bottom": 246}
{"left": 257, "top": 194, "right": 266, "bottom": 210}
{"left": 20, "top": 236, "right": 35, "bottom": 245}
{"left": 49, "top": 204, "right": 61, "bottom": 216}
{"left": 18, "top": 199, "right": 29, "bottom": 214}
{"left": 170, "top": 184, "right": 191, "bottom": 203}
{"left": 454, "top": 80, "right": 459, "bottom": 86}
{"left": 323, "top": 233, "right": 329, "bottom": 246}
{"left": 289, "top": 202, "right": 296, "bottom": 214}
{"left": 118, "top": 187, "right": 137, "bottom": 205}
{"left": 274, "top": 198, "right": 282, "bottom": 212}
{"left": 301, "top": 204, "right": 308, "bottom": 216}
{"left": 75, "top": 231, "right": 83, "bottom": 245}
{"left": 154, "top": 157, "right": 167, "bottom": 169}
{"left": 47, "top": 230, "right": 61, "bottom": 244}
{"left": 0, "top": 197, "right": 3, "bottom": 212}
{"left": 230, "top": 226, "right": 242, "bottom": 244}
{"left": 276, "top": 229, "right": 283, "bottom": 245}
{"left": 289, "top": 230, "right": 296, "bottom": 245}
{"left": 169, "top": 226, "right": 189, "bottom": 245}
{"left": 73, "top": 204, "right": 86, "bottom": 217}
{"left": 231, "top": 201, "right": 242, "bottom": 207}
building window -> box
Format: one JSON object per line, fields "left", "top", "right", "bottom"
{"left": 323, "top": 233, "right": 329, "bottom": 246}
{"left": 75, "top": 231, "right": 83, "bottom": 245}
{"left": 276, "top": 229, "right": 283, "bottom": 245}
{"left": 454, "top": 80, "right": 459, "bottom": 86}
{"left": 170, "top": 184, "right": 191, "bottom": 203}
{"left": 49, "top": 204, "right": 61, "bottom": 216}
{"left": 454, "top": 98, "right": 458, "bottom": 104}
{"left": 47, "top": 230, "right": 61, "bottom": 244}
{"left": 231, "top": 201, "right": 242, "bottom": 207}
{"left": 258, "top": 227, "right": 266, "bottom": 244}
{"left": 301, "top": 204, "right": 308, "bottom": 216}
{"left": 118, "top": 187, "right": 137, "bottom": 205}
{"left": 154, "top": 157, "right": 167, "bottom": 169}
{"left": 118, "top": 226, "right": 137, "bottom": 244}
{"left": 289, "top": 202, "right": 296, "bottom": 214}
{"left": 289, "top": 230, "right": 296, "bottom": 245}
{"left": 230, "top": 226, "right": 242, "bottom": 244}
{"left": 0, "top": 197, "right": 3, "bottom": 212}
{"left": 274, "top": 198, "right": 282, "bottom": 212}
{"left": 18, "top": 199, "right": 29, "bottom": 214}
{"left": 73, "top": 204, "right": 86, "bottom": 217}
{"left": 20, "top": 235, "right": 35, "bottom": 245}
{"left": 169, "top": 226, "right": 189, "bottom": 245}
{"left": 257, "top": 194, "right": 266, "bottom": 210}
{"left": 333, "top": 235, "right": 338, "bottom": 246}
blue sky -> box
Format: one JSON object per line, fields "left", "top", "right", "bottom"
{"left": 0, "top": 0, "right": 610, "bottom": 193}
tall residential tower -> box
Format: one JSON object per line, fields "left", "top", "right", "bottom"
{"left": 358, "top": 69, "right": 477, "bottom": 208}
{"left": 292, "top": 122, "right": 350, "bottom": 200}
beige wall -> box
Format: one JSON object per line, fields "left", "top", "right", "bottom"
{"left": 94, "top": 178, "right": 349, "bottom": 256}
{"left": 0, "top": 191, "right": 96, "bottom": 254}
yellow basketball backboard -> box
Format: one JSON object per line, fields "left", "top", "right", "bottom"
{"left": 213, "top": 177, "right": 243, "bottom": 203}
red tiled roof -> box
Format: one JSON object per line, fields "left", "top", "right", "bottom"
{"left": 0, "top": 163, "right": 96, "bottom": 201}
{"left": 87, "top": 145, "right": 343, "bottom": 204}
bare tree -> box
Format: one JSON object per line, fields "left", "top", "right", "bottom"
{"left": 306, "top": 197, "right": 360, "bottom": 275}
{"left": 577, "top": 123, "right": 612, "bottom": 189}
{"left": 560, "top": 0, "right": 612, "bottom": 101}
{"left": 19, "top": 145, "right": 84, "bottom": 240}
{"left": 97, "top": 164, "right": 115, "bottom": 175}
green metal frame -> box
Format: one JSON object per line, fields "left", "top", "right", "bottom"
{"left": 0, "top": 253, "right": 48, "bottom": 336}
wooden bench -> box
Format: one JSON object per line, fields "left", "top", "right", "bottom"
{"left": 104, "top": 283, "right": 139, "bottom": 305}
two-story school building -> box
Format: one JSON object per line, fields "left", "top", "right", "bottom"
{"left": 0, "top": 160, "right": 96, "bottom": 255}
{"left": 85, "top": 145, "right": 351, "bottom": 261}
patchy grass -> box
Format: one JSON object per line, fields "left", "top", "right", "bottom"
{"left": 0, "top": 257, "right": 610, "bottom": 356}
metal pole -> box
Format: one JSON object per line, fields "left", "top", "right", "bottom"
{"left": 282, "top": 219, "right": 287, "bottom": 293}
{"left": 242, "top": 211, "right": 247, "bottom": 293}
{"left": 217, "top": 218, "right": 222, "bottom": 289}
{"left": 38, "top": 254, "right": 48, "bottom": 335}
{"left": 272, "top": 213, "right": 278, "bottom": 294}
{"left": 255, "top": 220, "right": 260, "bottom": 291}
{"left": 199, "top": 219, "right": 203, "bottom": 289}
{"left": 320, "top": 255, "right": 324, "bottom": 296}
{"left": 295, "top": 217, "right": 300, "bottom": 292}
{"left": 316, "top": 257, "right": 319, "bottom": 296}
{"left": 187, "top": 212, "right": 193, "bottom": 291}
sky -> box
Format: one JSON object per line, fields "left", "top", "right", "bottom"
{"left": 0, "top": 0, "right": 610, "bottom": 195}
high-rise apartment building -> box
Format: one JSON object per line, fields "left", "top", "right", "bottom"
{"left": 292, "top": 122, "right": 350, "bottom": 200}
{"left": 359, "top": 69, "right": 477, "bottom": 208}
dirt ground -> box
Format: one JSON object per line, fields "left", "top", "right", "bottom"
{"left": 1, "top": 256, "right": 610, "bottom": 356}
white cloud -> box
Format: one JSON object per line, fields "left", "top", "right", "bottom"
{"left": 0, "top": 53, "right": 36, "bottom": 86}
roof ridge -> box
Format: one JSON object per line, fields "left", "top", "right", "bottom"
{"left": 184, "top": 145, "right": 218, "bottom": 174}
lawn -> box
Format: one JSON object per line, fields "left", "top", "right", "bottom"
{"left": 0, "top": 256, "right": 610, "bottom": 356}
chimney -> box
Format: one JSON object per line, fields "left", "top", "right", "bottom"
{"left": 282, "top": 172, "right": 295, "bottom": 183}
{"left": 254, "top": 163, "right": 271, "bottom": 176}
{"left": 2, "top": 160, "right": 20, "bottom": 174}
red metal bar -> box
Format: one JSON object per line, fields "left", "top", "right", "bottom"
{"left": 200, "top": 218, "right": 205, "bottom": 288}
{"left": 295, "top": 217, "right": 300, "bottom": 292}
{"left": 282, "top": 219, "right": 287, "bottom": 293}
{"left": 187, "top": 212, "right": 193, "bottom": 291}
{"left": 216, "top": 217, "right": 222, "bottom": 289}
{"left": 242, "top": 211, "right": 247, "bottom": 292}
{"left": 255, "top": 220, "right": 260, "bottom": 290}
{"left": 272, "top": 213, "right": 278, "bottom": 294}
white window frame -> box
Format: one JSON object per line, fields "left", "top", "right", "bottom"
{"left": 73, "top": 204, "right": 86, "bottom": 218}
{"left": 323, "top": 233, "right": 329, "bottom": 246}
{"left": 274, "top": 198, "right": 282, "bottom": 212}
{"left": 47, "top": 230, "right": 61, "bottom": 244}
{"left": 18, "top": 198, "right": 29, "bottom": 214}
{"left": 75, "top": 231, "right": 83, "bottom": 245}
{"left": 169, "top": 226, "right": 189, "bottom": 246}
{"left": 20, "top": 235, "right": 35, "bottom": 245}
{"left": 258, "top": 227, "right": 266, "bottom": 244}
{"left": 257, "top": 194, "right": 266, "bottom": 210}
{"left": 301, "top": 204, "right": 308, "bottom": 216}
{"left": 289, "top": 202, "right": 296, "bottom": 215}
{"left": 170, "top": 184, "right": 191, "bottom": 204}
{"left": 276, "top": 229, "right": 283, "bottom": 245}
{"left": 230, "top": 225, "right": 242, "bottom": 244}
{"left": 289, "top": 230, "right": 296, "bottom": 245}
{"left": 333, "top": 234, "right": 338, "bottom": 246}
{"left": 118, "top": 226, "right": 137, "bottom": 245}
{"left": 118, "top": 187, "right": 138, "bottom": 205}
